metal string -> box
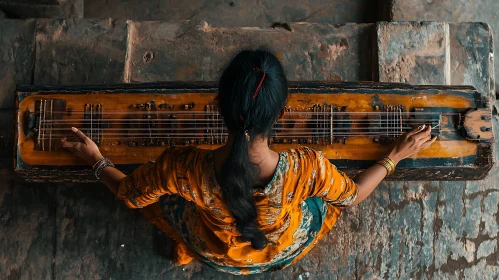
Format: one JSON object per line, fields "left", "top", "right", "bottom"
{"left": 35, "top": 109, "right": 447, "bottom": 142}
{"left": 35, "top": 110, "right": 458, "bottom": 115}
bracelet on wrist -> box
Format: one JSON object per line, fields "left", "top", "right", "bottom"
{"left": 93, "top": 158, "right": 115, "bottom": 180}
{"left": 376, "top": 156, "right": 396, "bottom": 176}
{"left": 92, "top": 157, "right": 106, "bottom": 169}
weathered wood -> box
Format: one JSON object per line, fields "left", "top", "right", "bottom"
{"left": 14, "top": 81, "right": 494, "bottom": 181}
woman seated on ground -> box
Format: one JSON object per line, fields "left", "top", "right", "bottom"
{"left": 61, "top": 49, "right": 436, "bottom": 275}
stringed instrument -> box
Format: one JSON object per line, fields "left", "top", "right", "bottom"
{"left": 14, "top": 82, "right": 494, "bottom": 182}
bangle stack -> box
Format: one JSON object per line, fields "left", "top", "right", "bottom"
{"left": 376, "top": 157, "right": 396, "bottom": 176}
{"left": 93, "top": 158, "right": 115, "bottom": 180}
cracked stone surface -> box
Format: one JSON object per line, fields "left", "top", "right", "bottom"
{"left": 0, "top": 19, "right": 35, "bottom": 109}
{"left": 376, "top": 21, "right": 450, "bottom": 85}
{"left": 126, "top": 21, "right": 373, "bottom": 83}
{"left": 0, "top": 17, "right": 498, "bottom": 279}
{"left": 34, "top": 18, "right": 128, "bottom": 85}
{"left": 0, "top": 0, "right": 83, "bottom": 18}
{"left": 389, "top": 0, "right": 499, "bottom": 99}
{"left": 376, "top": 21, "right": 495, "bottom": 101}
{"left": 84, "top": 0, "right": 378, "bottom": 27}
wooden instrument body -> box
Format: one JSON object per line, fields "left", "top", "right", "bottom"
{"left": 14, "top": 82, "right": 494, "bottom": 182}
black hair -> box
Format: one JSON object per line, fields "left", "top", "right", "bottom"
{"left": 217, "top": 50, "right": 288, "bottom": 250}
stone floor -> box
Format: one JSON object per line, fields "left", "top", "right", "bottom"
{"left": 1, "top": 1, "right": 499, "bottom": 280}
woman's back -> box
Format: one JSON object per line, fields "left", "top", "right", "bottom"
{"left": 118, "top": 145, "right": 357, "bottom": 273}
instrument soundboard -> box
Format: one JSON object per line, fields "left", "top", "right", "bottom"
{"left": 14, "top": 82, "right": 494, "bottom": 182}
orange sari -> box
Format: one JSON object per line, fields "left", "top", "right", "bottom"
{"left": 117, "top": 146, "right": 358, "bottom": 275}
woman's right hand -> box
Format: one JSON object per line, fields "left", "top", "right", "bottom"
{"left": 387, "top": 124, "right": 437, "bottom": 164}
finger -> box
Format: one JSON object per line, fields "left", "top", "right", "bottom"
{"left": 406, "top": 124, "right": 426, "bottom": 137}
{"left": 417, "top": 132, "right": 432, "bottom": 143}
{"left": 413, "top": 125, "right": 432, "bottom": 141}
{"left": 420, "top": 135, "right": 437, "bottom": 150}
{"left": 71, "top": 127, "right": 89, "bottom": 143}
{"left": 61, "top": 140, "right": 79, "bottom": 150}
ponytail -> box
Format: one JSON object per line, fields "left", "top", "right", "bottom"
{"left": 217, "top": 49, "right": 287, "bottom": 250}
{"left": 219, "top": 130, "right": 268, "bottom": 249}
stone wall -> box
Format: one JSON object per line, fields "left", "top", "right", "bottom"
{"left": 388, "top": 0, "right": 499, "bottom": 101}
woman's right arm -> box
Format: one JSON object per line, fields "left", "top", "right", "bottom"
{"left": 351, "top": 124, "right": 436, "bottom": 206}
{"left": 61, "top": 127, "right": 180, "bottom": 208}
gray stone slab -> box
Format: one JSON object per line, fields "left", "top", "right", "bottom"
{"left": 0, "top": 110, "right": 13, "bottom": 169}
{"left": 449, "top": 23, "right": 494, "bottom": 100}
{"left": 0, "top": 19, "right": 35, "bottom": 109}
{"left": 375, "top": 21, "right": 450, "bottom": 85}
{"left": 390, "top": 0, "right": 498, "bottom": 99}
{"left": 0, "top": 0, "right": 83, "bottom": 18}
{"left": 34, "top": 18, "right": 128, "bottom": 85}
{"left": 53, "top": 184, "right": 127, "bottom": 279}
{"left": 127, "top": 21, "right": 373, "bottom": 83}
{"left": 110, "top": 208, "right": 177, "bottom": 279}
{"left": 0, "top": 171, "right": 56, "bottom": 280}
{"left": 84, "top": 0, "right": 377, "bottom": 27}
{"left": 52, "top": 184, "right": 272, "bottom": 279}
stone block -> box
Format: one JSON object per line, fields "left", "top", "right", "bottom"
{"left": 0, "top": 0, "right": 83, "bottom": 18}
{"left": 0, "top": 19, "right": 35, "bottom": 109}
{"left": 375, "top": 21, "right": 450, "bottom": 85}
{"left": 389, "top": 0, "right": 498, "bottom": 99}
{"left": 34, "top": 18, "right": 128, "bottom": 85}
{"left": 126, "top": 21, "right": 373, "bottom": 82}
{"left": 84, "top": 0, "right": 377, "bottom": 27}
{"left": 0, "top": 110, "right": 13, "bottom": 169}
{"left": 54, "top": 184, "right": 131, "bottom": 279}
{"left": 0, "top": 171, "right": 56, "bottom": 280}
{"left": 450, "top": 23, "right": 494, "bottom": 100}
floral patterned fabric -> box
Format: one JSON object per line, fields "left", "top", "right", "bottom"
{"left": 117, "top": 146, "right": 358, "bottom": 275}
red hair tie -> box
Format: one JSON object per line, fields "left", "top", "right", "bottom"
{"left": 252, "top": 67, "right": 266, "bottom": 99}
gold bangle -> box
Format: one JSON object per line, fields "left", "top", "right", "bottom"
{"left": 386, "top": 160, "right": 395, "bottom": 175}
{"left": 378, "top": 161, "right": 392, "bottom": 175}
{"left": 387, "top": 157, "right": 396, "bottom": 168}
{"left": 377, "top": 157, "right": 396, "bottom": 175}
{"left": 382, "top": 159, "right": 394, "bottom": 174}
{"left": 386, "top": 158, "right": 395, "bottom": 174}
{"left": 386, "top": 157, "right": 396, "bottom": 173}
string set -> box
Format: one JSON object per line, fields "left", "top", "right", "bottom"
{"left": 35, "top": 108, "right": 448, "bottom": 143}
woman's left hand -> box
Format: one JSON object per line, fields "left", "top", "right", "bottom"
{"left": 60, "top": 127, "right": 103, "bottom": 166}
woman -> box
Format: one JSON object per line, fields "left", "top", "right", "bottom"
{"left": 61, "top": 50, "right": 436, "bottom": 275}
